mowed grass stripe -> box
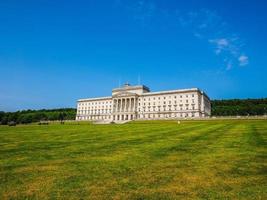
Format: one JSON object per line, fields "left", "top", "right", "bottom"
{"left": 0, "top": 122, "right": 205, "bottom": 160}
{"left": 0, "top": 120, "right": 266, "bottom": 200}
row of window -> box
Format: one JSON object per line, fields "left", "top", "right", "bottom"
{"left": 139, "top": 105, "right": 196, "bottom": 112}
{"left": 141, "top": 94, "right": 195, "bottom": 101}
{"left": 140, "top": 99, "right": 195, "bottom": 106}
{"left": 79, "top": 101, "right": 112, "bottom": 107}
{"left": 79, "top": 104, "right": 196, "bottom": 113}
{"left": 78, "top": 115, "right": 112, "bottom": 120}
{"left": 78, "top": 105, "right": 197, "bottom": 115}
{"left": 139, "top": 112, "right": 197, "bottom": 118}
{"left": 79, "top": 105, "right": 112, "bottom": 110}
{"left": 78, "top": 109, "right": 112, "bottom": 114}
{"left": 79, "top": 100, "right": 197, "bottom": 111}
{"left": 78, "top": 94, "right": 197, "bottom": 107}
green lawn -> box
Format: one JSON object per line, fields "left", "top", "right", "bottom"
{"left": 0, "top": 120, "right": 266, "bottom": 200}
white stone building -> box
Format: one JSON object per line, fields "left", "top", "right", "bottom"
{"left": 76, "top": 83, "right": 211, "bottom": 121}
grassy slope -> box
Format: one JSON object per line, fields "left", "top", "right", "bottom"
{"left": 0, "top": 120, "right": 266, "bottom": 200}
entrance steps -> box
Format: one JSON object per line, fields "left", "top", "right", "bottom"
{"left": 92, "top": 120, "right": 132, "bottom": 124}
{"left": 92, "top": 120, "right": 113, "bottom": 124}
{"left": 114, "top": 120, "right": 132, "bottom": 124}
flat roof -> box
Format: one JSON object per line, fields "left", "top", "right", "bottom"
{"left": 112, "top": 84, "right": 150, "bottom": 92}
{"left": 78, "top": 96, "right": 112, "bottom": 102}
{"left": 142, "top": 88, "right": 199, "bottom": 96}
{"left": 142, "top": 88, "right": 210, "bottom": 100}
{"left": 77, "top": 87, "right": 210, "bottom": 102}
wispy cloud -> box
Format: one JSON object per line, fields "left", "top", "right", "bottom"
{"left": 209, "top": 38, "right": 230, "bottom": 55}
{"left": 177, "top": 9, "right": 249, "bottom": 70}
{"left": 114, "top": 1, "right": 249, "bottom": 70}
{"left": 239, "top": 55, "right": 249, "bottom": 66}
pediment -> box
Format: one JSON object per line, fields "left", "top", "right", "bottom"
{"left": 112, "top": 91, "right": 137, "bottom": 98}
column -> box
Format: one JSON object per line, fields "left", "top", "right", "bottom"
{"left": 120, "top": 98, "right": 122, "bottom": 112}
{"left": 130, "top": 98, "right": 133, "bottom": 112}
{"left": 117, "top": 99, "right": 120, "bottom": 113}
{"left": 121, "top": 98, "right": 123, "bottom": 112}
{"left": 124, "top": 98, "right": 127, "bottom": 112}
{"left": 133, "top": 98, "right": 136, "bottom": 112}
{"left": 129, "top": 98, "right": 131, "bottom": 112}
{"left": 113, "top": 99, "right": 116, "bottom": 113}
{"left": 125, "top": 98, "right": 127, "bottom": 112}
{"left": 117, "top": 99, "right": 119, "bottom": 112}
{"left": 125, "top": 98, "right": 128, "bottom": 112}
{"left": 127, "top": 98, "right": 130, "bottom": 112}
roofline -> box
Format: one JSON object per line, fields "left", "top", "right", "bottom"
{"left": 201, "top": 91, "right": 210, "bottom": 101}
{"left": 141, "top": 88, "right": 200, "bottom": 96}
{"left": 142, "top": 88, "right": 210, "bottom": 100}
{"left": 112, "top": 85, "right": 150, "bottom": 92}
{"left": 77, "top": 96, "right": 112, "bottom": 102}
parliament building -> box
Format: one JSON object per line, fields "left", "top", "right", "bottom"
{"left": 76, "top": 83, "right": 211, "bottom": 122}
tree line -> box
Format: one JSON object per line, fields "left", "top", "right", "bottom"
{"left": 0, "top": 108, "right": 76, "bottom": 125}
{"left": 211, "top": 98, "right": 267, "bottom": 116}
{"left": 0, "top": 98, "right": 267, "bottom": 124}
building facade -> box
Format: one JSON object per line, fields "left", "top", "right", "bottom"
{"left": 76, "top": 83, "right": 211, "bottom": 121}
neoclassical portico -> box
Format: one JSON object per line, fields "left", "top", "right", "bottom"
{"left": 112, "top": 93, "right": 138, "bottom": 121}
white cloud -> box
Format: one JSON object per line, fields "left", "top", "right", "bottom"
{"left": 209, "top": 38, "right": 229, "bottom": 55}
{"left": 114, "top": 1, "right": 249, "bottom": 70}
{"left": 176, "top": 8, "right": 249, "bottom": 70}
{"left": 238, "top": 55, "right": 249, "bottom": 66}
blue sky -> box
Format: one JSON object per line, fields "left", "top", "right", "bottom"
{"left": 0, "top": 0, "right": 267, "bottom": 111}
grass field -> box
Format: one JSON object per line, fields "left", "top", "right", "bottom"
{"left": 0, "top": 120, "right": 266, "bottom": 200}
